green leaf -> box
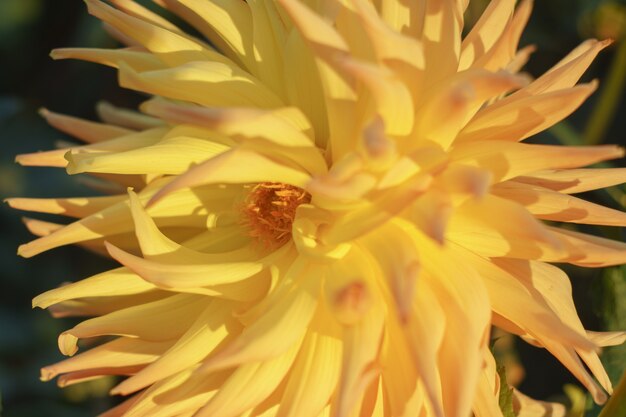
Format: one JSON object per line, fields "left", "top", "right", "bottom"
{"left": 497, "top": 364, "right": 517, "bottom": 417}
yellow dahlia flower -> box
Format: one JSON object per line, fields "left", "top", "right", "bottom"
{"left": 10, "top": 0, "right": 626, "bottom": 416}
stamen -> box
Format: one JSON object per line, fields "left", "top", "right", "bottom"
{"left": 242, "top": 182, "right": 311, "bottom": 247}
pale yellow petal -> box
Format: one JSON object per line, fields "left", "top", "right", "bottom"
{"left": 58, "top": 294, "right": 206, "bottom": 355}
{"left": 32, "top": 267, "right": 155, "bottom": 309}
{"left": 515, "top": 168, "right": 626, "bottom": 194}
{"left": 457, "top": 82, "right": 598, "bottom": 143}
{"left": 276, "top": 330, "right": 341, "bottom": 417}
{"left": 451, "top": 141, "right": 624, "bottom": 182}
{"left": 492, "top": 181, "right": 626, "bottom": 226}
{"left": 41, "top": 337, "right": 169, "bottom": 381}
{"left": 111, "top": 300, "right": 239, "bottom": 395}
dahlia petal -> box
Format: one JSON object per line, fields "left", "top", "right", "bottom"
{"left": 158, "top": 0, "right": 255, "bottom": 69}
{"left": 359, "top": 221, "right": 421, "bottom": 321}
{"left": 66, "top": 136, "right": 230, "bottom": 175}
{"left": 246, "top": 0, "right": 288, "bottom": 96}
{"left": 105, "top": 242, "right": 271, "bottom": 299}
{"left": 276, "top": 331, "right": 342, "bottom": 417}
{"left": 496, "top": 259, "right": 608, "bottom": 403}
{"left": 85, "top": 0, "right": 226, "bottom": 67}
{"left": 334, "top": 298, "right": 384, "bottom": 417}
{"left": 58, "top": 368, "right": 140, "bottom": 388}
{"left": 402, "top": 275, "right": 447, "bottom": 417}
{"left": 277, "top": 0, "right": 348, "bottom": 55}
{"left": 451, "top": 141, "right": 624, "bottom": 182}
{"left": 587, "top": 331, "right": 626, "bottom": 347}
{"left": 200, "top": 262, "right": 319, "bottom": 371}
{"left": 449, "top": 194, "right": 563, "bottom": 257}
{"left": 47, "top": 291, "right": 168, "bottom": 319}
{"left": 96, "top": 101, "right": 163, "bottom": 131}
{"left": 459, "top": 0, "right": 516, "bottom": 71}
{"left": 147, "top": 148, "right": 312, "bottom": 207}
{"left": 51, "top": 47, "right": 164, "bottom": 72}
{"left": 7, "top": 195, "right": 125, "bottom": 218}
{"left": 111, "top": 300, "right": 239, "bottom": 395}
{"left": 420, "top": 0, "right": 463, "bottom": 86}
{"left": 457, "top": 82, "right": 598, "bottom": 143}
{"left": 415, "top": 69, "right": 527, "bottom": 149}
{"left": 39, "top": 108, "right": 133, "bottom": 143}
{"left": 41, "top": 337, "right": 170, "bottom": 381}
{"left": 18, "top": 184, "right": 221, "bottom": 257}
{"left": 471, "top": 0, "right": 532, "bottom": 71}
{"left": 277, "top": 0, "right": 360, "bottom": 161}
{"left": 107, "top": 0, "right": 184, "bottom": 34}
{"left": 283, "top": 30, "right": 330, "bottom": 148}
{"left": 550, "top": 227, "right": 626, "bottom": 267}
{"left": 338, "top": 59, "right": 415, "bottom": 137}
{"left": 472, "top": 349, "right": 504, "bottom": 417}
{"left": 512, "top": 389, "right": 566, "bottom": 417}
{"left": 344, "top": 0, "right": 425, "bottom": 74}
{"left": 97, "top": 395, "right": 141, "bottom": 417}
{"left": 321, "top": 173, "right": 432, "bottom": 245}
{"left": 515, "top": 168, "right": 626, "bottom": 194}
{"left": 141, "top": 100, "right": 327, "bottom": 175}
{"left": 410, "top": 226, "right": 491, "bottom": 417}
{"left": 142, "top": 100, "right": 314, "bottom": 145}
{"left": 58, "top": 294, "right": 207, "bottom": 355}
{"left": 15, "top": 148, "right": 71, "bottom": 168}
{"left": 456, "top": 247, "right": 595, "bottom": 351}
{"left": 123, "top": 367, "right": 225, "bottom": 417}
{"left": 518, "top": 261, "right": 613, "bottom": 393}
{"left": 492, "top": 181, "right": 626, "bottom": 226}
{"left": 195, "top": 342, "right": 300, "bottom": 417}
{"left": 382, "top": 316, "right": 428, "bottom": 417}
{"left": 118, "top": 61, "right": 283, "bottom": 109}
{"left": 524, "top": 39, "right": 611, "bottom": 95}
{"left": 32, "top": 267, "right": 155, "bottom": 309}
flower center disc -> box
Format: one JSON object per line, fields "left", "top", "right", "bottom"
{"left": 243, "top": 182, "right": 311, "bottom": 247}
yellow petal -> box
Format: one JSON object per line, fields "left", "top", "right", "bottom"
{"left": 451, "top": 141, "right": 624, "bottom": 182}
{"left": 276, "top": 330, "right": 342, "bottom": 417}
{"left": 159, "top": 0, "right": 254, "bottom": 70}
{"left": 492, "top": 181, "right": 626, "bottom": 226}
{"left": 414, "top": 69, "right": 527, "bottom": 149}
{"left": 66, "top": 135, "right": 229, "bottom": 175}
{"left": 51, "top": 47, "right": 164, "bottom": 72}
{"left": 471, "top": 0, "right": 532, "bottom": 71}
{"left": 111, "top": 300, "right": 239, "bottom": 395}
{"left": 524, "top": 39, "right": 611, "bottom": 95}
{"left": 118, "top": 61, "right": 283, "bottom": 109}
{"left": 459, "top": 0, "right": 516, "bottom": 70}
{"left": 32, "top": 267, "right": 155, "bottom": 309}
{"left": 85, "top": 0, "right": 226, "bottom": 67}
{"left": 39, "top": 108, "right": 133, "bottom": 143}
{"left": 457, "top": 82, "right": 598, "bottom": 143}
{"left": 58, "top": 294, "right": 206, "bottom": 355}
{"left": 195, "top": 342, "right": 300, "bottom": 417}
{"left": 147, "top": 148, "right": 311, "bottom": 207}
{"left": 7, "top": 194, "right": 125, "bottom": 218}
{"left": 96, "top": 101, "right": 163, "bottom": 131}
{"left": 515, "top": 168, "right": 626, "bottom": 194}
{"left": 550, "top": 227, "right": 626, "bottom": 267}
{"left": 41, "top": 337, "right": 169, "bottom": 381}
{"left": 200, "top": 260, "right": 319, "bottom": 371}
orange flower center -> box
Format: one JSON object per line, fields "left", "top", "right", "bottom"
{"left": 242, "top": 182, "right": 311, "bottom": 246}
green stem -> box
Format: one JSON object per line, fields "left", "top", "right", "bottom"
{"left": 583, "top": 38, "right": 626, "bottom": 145}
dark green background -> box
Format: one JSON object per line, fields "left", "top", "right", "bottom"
{"left": 0, "top": 0, "right": 625, "bottom": 416}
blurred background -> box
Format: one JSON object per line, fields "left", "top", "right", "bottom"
{"left": 0, "top": 0, "right": 625, "bottom": 416}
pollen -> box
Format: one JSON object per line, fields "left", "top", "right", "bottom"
{"left": 242, "top": 182, "right": 311, "bottom": 246}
